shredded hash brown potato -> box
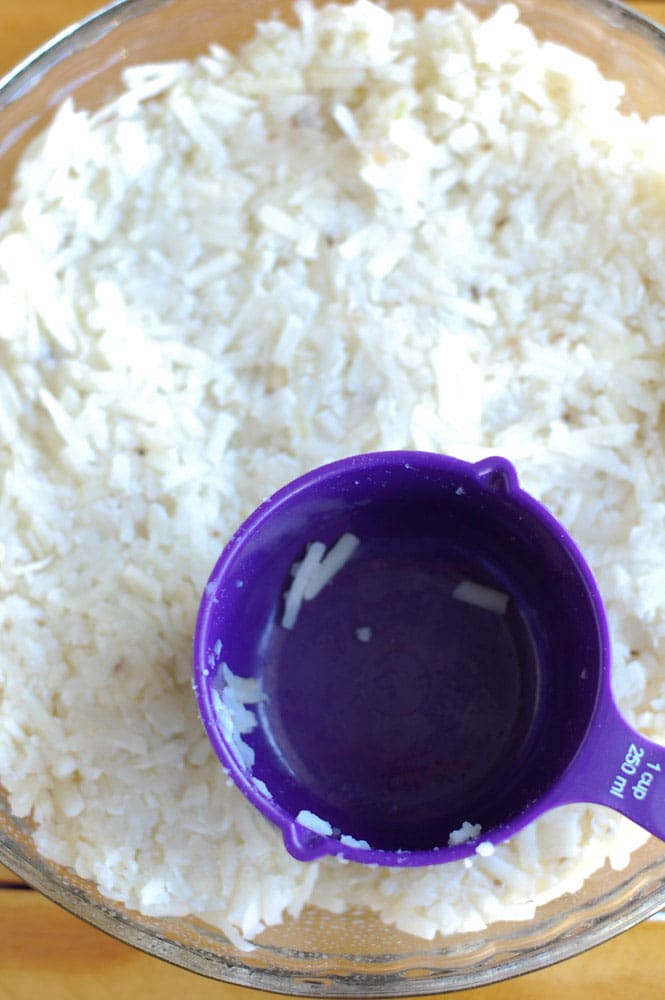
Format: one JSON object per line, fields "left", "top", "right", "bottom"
{"left": 1, "top": 0, "right": 665, "bottom": 943}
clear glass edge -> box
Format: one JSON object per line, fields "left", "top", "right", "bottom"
{"left": 3, "top": 815, "right": 665, "bottom": 996}
{"left": 1, "top": 0, "right": 665, "bottom": 993}
{"left": 0, "top": 0, "right": 174, "bottom": 107}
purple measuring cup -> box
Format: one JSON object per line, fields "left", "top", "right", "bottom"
{"left": 193, "top": 451, "right": 665, "bottom": 866}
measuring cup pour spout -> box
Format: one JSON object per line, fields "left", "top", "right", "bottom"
{"left": 193, "top": 451, "right": 665, "bottom": 867}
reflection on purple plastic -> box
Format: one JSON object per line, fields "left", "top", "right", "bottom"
{"left": 193, "top": 452, "right": 665, "bottom": 866}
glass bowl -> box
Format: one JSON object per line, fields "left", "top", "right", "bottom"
{"left": 2, "top": 0, "right": 665, "bottom": 993}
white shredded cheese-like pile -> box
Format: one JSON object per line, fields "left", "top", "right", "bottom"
{"left": 1, "top": 0, "right": 665, "bottom": 944}
{"left": 282, "top": 532, "right": 359, "bottom": 628}
{"left": 448, "top": 821, "right": 483, "bottom": 847}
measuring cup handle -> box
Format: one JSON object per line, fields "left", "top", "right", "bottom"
{"left": 555, "top": 694, "right": 665, "bottom": 840}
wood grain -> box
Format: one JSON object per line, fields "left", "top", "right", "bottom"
{"left": 0, "top": 886, "right": 664, "bottom": 1000}
{"left": 1, "top": 0, "right": 665, "bottom": 997}
{"left": 0, "top": 862, "right": 25, "bottom": 886}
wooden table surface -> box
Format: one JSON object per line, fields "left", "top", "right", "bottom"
{"left": 2, "top": 1, "right": 665, "bottom": 997}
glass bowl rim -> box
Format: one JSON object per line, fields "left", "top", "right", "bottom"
{"left": 2, "top": 0, "right": 665, "bottom": 993}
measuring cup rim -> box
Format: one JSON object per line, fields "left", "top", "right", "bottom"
{"left": 193, "top": 449, "right": 613, "bottom": 866}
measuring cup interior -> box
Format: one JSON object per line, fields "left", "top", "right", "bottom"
{"left": 196, "top": 454, "right": 606, "bottom": 858}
